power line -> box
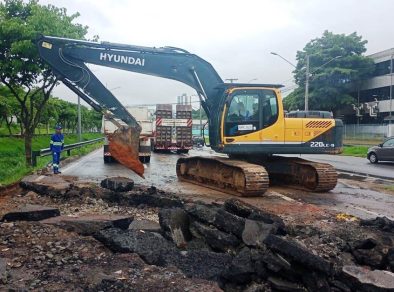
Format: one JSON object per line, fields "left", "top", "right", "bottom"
{"left": 126, "top": 100, "right": 202, "bottom": 107}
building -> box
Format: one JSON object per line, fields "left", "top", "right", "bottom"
{"left": 345, "top": 48, "right": 393, "bottom": 125}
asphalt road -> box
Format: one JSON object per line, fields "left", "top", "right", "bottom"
{"left": 285, "top": 154, "right": 394, "bottom": 180}
{"left": 62, "top": 147, "right": 394, "bottom": 221}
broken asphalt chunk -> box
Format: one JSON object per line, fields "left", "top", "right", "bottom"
{"left": 40, "top": 214, "right": 133, "bottom": 236}
{"left": 100, "top": 177, "right": 134, "bottom": 192}
{"left": 19, "top": 174, "right": 73, "bottom": 197}
{"left": 242, "top": 219, "right": 274, "bottom": 248}
{"left": 1, "top": 204, "right": 60, "bottom": 222}
{"left": 190, "top": 221, "right": 240, "bottom": 252}
{"left": 360, "top": 216, "right": 394, "bottom": 233}
{"left": 94, "top": 228, "right": 178, "bottom": 266}
{"left": 264, "top": 234, "right": 332, "bottom": 275}
{"left": 158, "top": 208, "right": 192, "bottom": 247}
{"left": 342, "top": 265, "right": 394, "bottom": 291}
{"left": 129, "top": 219, "right": 161, "bottom": 233}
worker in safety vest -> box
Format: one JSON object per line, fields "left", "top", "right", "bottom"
{"left": 50, "top": 124, "right": 64, "bottom": 174}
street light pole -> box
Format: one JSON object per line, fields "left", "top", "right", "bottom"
{"left": 199, "top": 100, "right": 202, "bottom": 137}
{"left": 248, "top": 78, "right": 258, "bottom": 83}
{"left": 270, "top": 52, "right": 296, "bottom": 68}
{"left": 271, "top": 52, "right": 341, "bottom": 111}
{"left": 225, "top": 78, "right": 238, "bottom": 83}
{"left": 305, "top": 54, "right": 310, "bottom": 111}
{"left": 77, "top": 95, "right": 82, "bottom": 142}
{"left": 390, "top": 52, "right": 393, "bottom": 132}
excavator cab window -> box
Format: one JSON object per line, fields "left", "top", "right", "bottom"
{"left": 225, "top": 89, "right": 278, "bottom": 136}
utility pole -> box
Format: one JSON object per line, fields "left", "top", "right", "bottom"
{"left": 357, "top": 86, "right": 360, "bottom": 134}
{"left": 248, "top": 78, "right": 258, "bottom": 83}
{"left": 225, "top": 78, "right": 238, "bottom": 83}
{"left": 77, "top": 95, "right": 82, "bottom": 142}
{"left": 199, "top": 100, "right": 202, "bottom": 137}
{"left": 271, "top": 52, "right": 341, "bottom": 112}
{"left": 389, "top": 51, "right": 393, "bottom": 136}
{"left": 305, "top": 54, "right": 310, "bottom": 111}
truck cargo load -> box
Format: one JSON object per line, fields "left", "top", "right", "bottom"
{"left": 153, "top": 104, "right": 193, "bottom": 153}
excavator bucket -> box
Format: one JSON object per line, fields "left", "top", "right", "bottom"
{"left": 108, "top": 126, "right": 145, "bottom": 178}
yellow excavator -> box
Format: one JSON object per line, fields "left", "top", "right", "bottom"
{"left": 37, "top": 36, "right": 343, "bottom": 196}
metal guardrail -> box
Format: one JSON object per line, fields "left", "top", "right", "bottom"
{"left": 31, "top": 137, "right": 104, "bottom": 166}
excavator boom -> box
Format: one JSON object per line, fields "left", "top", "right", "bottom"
{"left": 36, "top": 36, "right": 226, "bottom": 177}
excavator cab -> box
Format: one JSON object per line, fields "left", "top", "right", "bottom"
{"left": 223, "top": 88, "right": 280, "bottom": 139}
{"left": 216, "top": 86, "right": 286, "bottom": 153}
{"left": 217, "top": 85, "right": 343, "bottom": 157}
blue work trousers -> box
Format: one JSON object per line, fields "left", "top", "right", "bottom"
{"left": 52, "top": 151, "right": 61, "bottom": 172}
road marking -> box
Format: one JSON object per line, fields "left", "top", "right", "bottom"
{"left": 268, "top": 191, "right": 296, "bottom": 202}
{"left": 351, "top": 206, "right": 394, "bottom": 221}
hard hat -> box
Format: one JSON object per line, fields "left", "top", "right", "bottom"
{"left": 55, "top": 124, "right": 62, "bottom": 130}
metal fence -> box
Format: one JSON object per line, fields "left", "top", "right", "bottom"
{"left": 343, "top": 124, "right": 393, "bottom": 140}
{"left": 31, "top": 137, "right": 104, "bottom": 166}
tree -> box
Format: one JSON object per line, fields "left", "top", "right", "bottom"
{"left": 284, "top": 31, "right": 374, "bottom": 112}
{"left": 0, "top": 86, "right": 20, "bottom": 135}
{"left": 81, "top": 107, "right": 102, "bottom": 132}
{"left": 0, "top": 0, "right": 88, "bottom": 165}
{"left": 39, "top": 96, "right": 58, "bottom": 134}
{"left": 192, "top": 108, "right": 207, "bottom": 119}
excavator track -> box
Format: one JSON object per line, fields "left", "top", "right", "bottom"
{"left": 254, "top": 156, "right": 338, "bottom": 192}
{"left": 176, "top": 157, "right": 269, "bottom": 197}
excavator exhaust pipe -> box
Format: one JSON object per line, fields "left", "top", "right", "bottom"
{"left": 108, "top": 126, "right": 145, "bottom": 178}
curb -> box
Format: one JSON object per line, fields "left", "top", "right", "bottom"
{"left": 337, "top": 169, "right": 394, "bottom": 182}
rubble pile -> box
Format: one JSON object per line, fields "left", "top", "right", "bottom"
{"left": 0, "top": 221, "right": 220, "bottom": 291}
{"left": 0, "top": 174, "right": 393, "bottom": 291}
{"left": 126, "top": 200, "right": 393, "bottom": 291}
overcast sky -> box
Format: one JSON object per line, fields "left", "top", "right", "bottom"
{"left": 41, "top": 0, "right": 394, "bottom": 108}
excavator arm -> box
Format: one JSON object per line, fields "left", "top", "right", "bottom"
{"left": 37, "top": 35, "right": 227, "bottom": 177}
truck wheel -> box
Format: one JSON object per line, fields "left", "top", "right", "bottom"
{"left": 104, "top": 156, "right": 112, "bottom": 163}
{"left": 177, "top": 149, "right": 189, "bottom": 154}
{"left": 139, "top": 156, "right": 151, "bottom": 163}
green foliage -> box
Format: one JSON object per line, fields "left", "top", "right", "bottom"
{"left": 283, "top": 88, "right": 304, "bottom": 112}
{"left": 192, "top": 108, "right": 207, "bottom": 119}
{"left": 0, "top": 0, "right": 88, "bottom": 165}
{"left": 341, "top": 145, "right": 369, "bottom": 157}
{"left": 45, "top": 97, "right": 102, "bottom": 133}
{"left": 0, "top": 86, "right": 20, "bottom": 134}
{"left": 285, "top": 31, "right": 374, "bottom": 112}
{"left": 0, "top": 85, "right": 103, "bottom": 135}
{"left": 0, "top": 0, "right": 87, "bottom": 87}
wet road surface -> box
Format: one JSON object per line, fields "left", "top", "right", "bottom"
{"left": 284, "top": 154, "right": 394, "bottom": 179}
{"left": 62, "top": 147, "right": 394, "bottom": 221}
